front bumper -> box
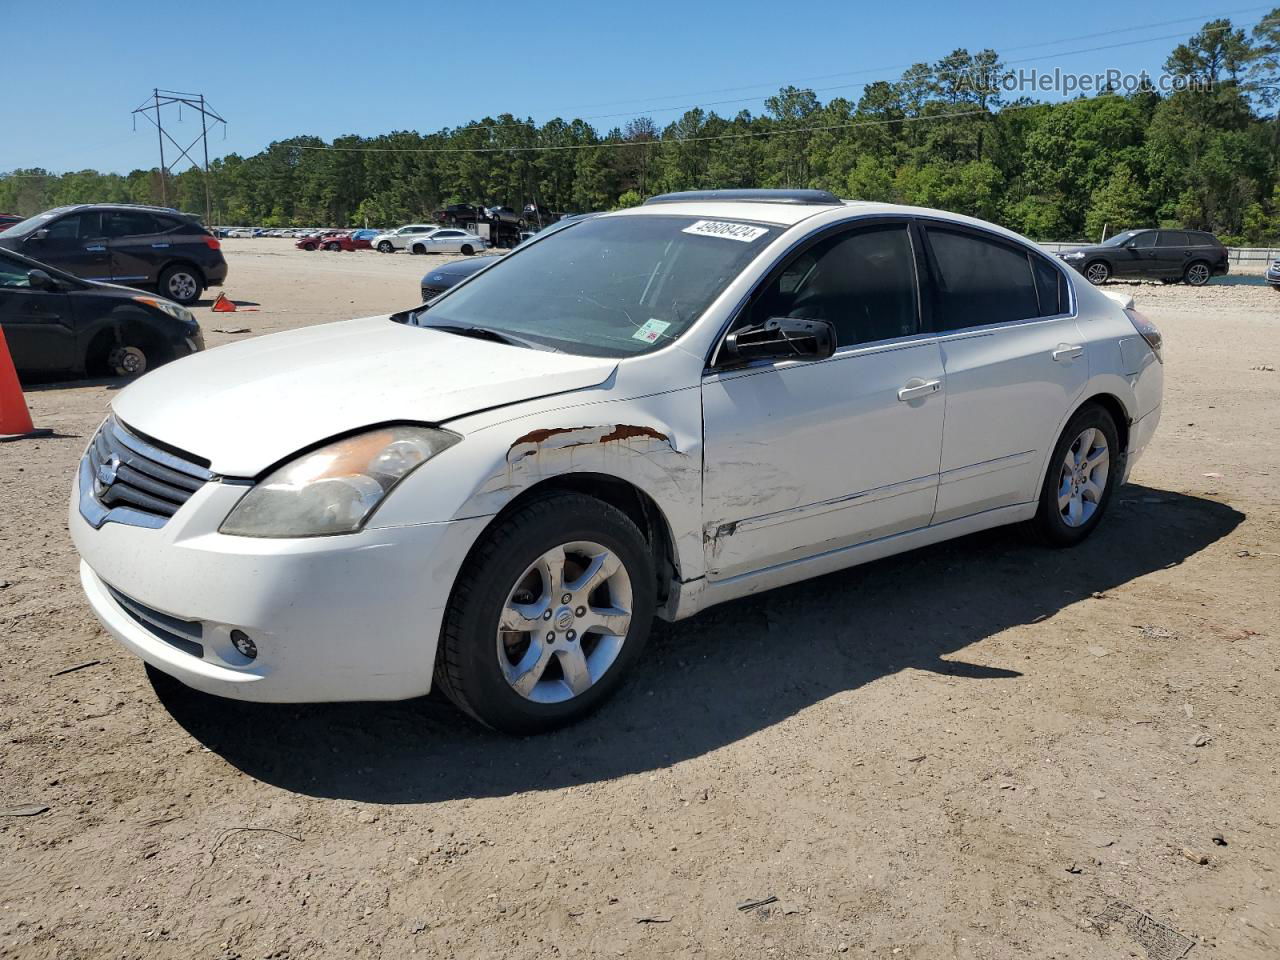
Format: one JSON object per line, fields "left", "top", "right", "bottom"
{"left": 69, "top": 463, "right": 489, "bottom": 702}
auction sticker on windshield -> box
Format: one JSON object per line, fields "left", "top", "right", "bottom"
{"left": 682, "top": 220, "right": 769, "bottom": 243}
{"left": 632, "top": 318, "right": 672, "bottom": 343}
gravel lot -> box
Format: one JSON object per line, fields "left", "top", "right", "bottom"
{"left": 2, "top": 241, "right": 1277, "bottom": 959}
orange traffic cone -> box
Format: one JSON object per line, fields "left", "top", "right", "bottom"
{"left": 0, "top": 325, "right": 52, "bottom": 442}
{"left": 211, "top": 292, "right": 237, "bottom": 312}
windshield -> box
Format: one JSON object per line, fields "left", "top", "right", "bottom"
{"left": 1101, "top": 231, "right": 1140, "bottom": 247}
{"left": 0, "top": 210, "right": 63, "bottom": 239}
{"left": 413, "top": 214, "right": 778, "bottom": 357}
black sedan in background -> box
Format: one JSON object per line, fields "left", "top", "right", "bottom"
{"left": 419, "top": 255, "right": 501, "bottom": 300}
{"left": 1058, "top": 228, "right": 1229, "bottom": 286}
{"left": 0, "top": 247, "right": 203, "bottom": 381}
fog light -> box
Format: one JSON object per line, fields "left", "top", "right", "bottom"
{"left": 230, "top": 629, "right": 258, "bottom": 660}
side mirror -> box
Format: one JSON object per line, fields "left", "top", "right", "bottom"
{"left": 26, "top": 269, "right": 59, "bottom": 292}
{"left": 720, "top": 316, "right": 836, "bottom": 365}
{"left": 26, "top": 229, "right": 48, "bottom": 243}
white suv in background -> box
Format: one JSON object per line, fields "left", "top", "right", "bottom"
{"left": 371, "top": 224, "right": 437, "bottom": 253}
{"left": 70, "top": 189, "right": 1163, "bottom": 733}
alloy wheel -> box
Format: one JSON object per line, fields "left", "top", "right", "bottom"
{"left": 1085, "top": 263, "right": 1109, "bottom": 285}
{"left": 1186, "top": 262, "right": 1210, "bottom": 286}
{"left": 167, "top": 272, "right": 198, "bottom": 302}
{"left": 495, "top": 541, "right": 633, "bottom": 704}
{"left": 1057, "top": 427, "right": 1109, "bottom": 527}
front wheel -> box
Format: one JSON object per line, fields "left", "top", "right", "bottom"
{"left": 1184, "top": 261, "right": 1211, "bottom": 286}
{"left": 1029, "top": 403, "right": 1119, "bottom": 546}
{"left": 1084, "top": 261, "right": 1110, "bottom": 285}
{"left": 435, "top": 494, "right": 656, "bottom": 733}
{"left": 158, "top": 265, "right": 202, "bottom": 305}
{"left": 460, "top": 244, "right": 474, "bottom": 256}
{"left": 377, "top": 240, "right": 394, "bottom": 253}
{"left": 324, "top": 242, "right": 341, "bottom": 251}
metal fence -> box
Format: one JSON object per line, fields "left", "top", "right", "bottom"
{"left": 1039, "top": 241, "right": 1279, "bottom": 264}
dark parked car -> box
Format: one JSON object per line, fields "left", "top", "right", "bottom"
{"left": 434, "top": 203, "right": 485, "bottom": 225}
{"left": 1058, "top": 228, "right": 1228, "bottom": 286}
{"left": 419, "top": 255, "right": 501, "bottom": 300}
{"left": 1267, "top": 258, "right": 1280, "bottom": 291}
{"left": 0, "top": 204, "right": 228, "bottom": 305}
{"left": 0, "top": 246, "right": 204, "bottom": 380}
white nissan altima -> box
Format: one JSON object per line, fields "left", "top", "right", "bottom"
{"left": 70, "top": 189, "right": 1164, "bottom": 733}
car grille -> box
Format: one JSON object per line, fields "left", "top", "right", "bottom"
{"left": 105, "top": 583, "right": 204, "bottom": 658}
{"left": 421, "top": 284, "right": 448, "bottom": 299}
{"left": 82, "top": 417, "right": 213, "bottom": 527}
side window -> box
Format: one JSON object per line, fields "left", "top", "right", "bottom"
{"left": 0, "top": 254, "right": 32, "bottom": 287}
{"left": 1030, "top": 254, "right": 1065, "bottom": 317}
{"left": 924, "top": 226, "right": 1039, "bottom": 330}
{"left": 744, "top": 223, "right": 918, "bottom": 348}
{"left": 1129, "top": 231, "right": 1157, "bottom": 249}
{"left": 105, "top": 211, "right": 158, "bottom": 238}
{"left": 152, "top": 215, "right": 183, "bottom": 233}
{"left": 1160, "top": 230, "right": 1190, "bottom": 247}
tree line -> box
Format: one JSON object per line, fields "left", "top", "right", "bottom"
{"left": 4, "top": 13, "right": 1280, "bottom": 244}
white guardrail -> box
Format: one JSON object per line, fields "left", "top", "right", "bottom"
{"left": 1039, "top": 242, "right": 1280, "bottom": 263}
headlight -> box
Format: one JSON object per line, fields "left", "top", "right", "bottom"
{"left": 133, "top": 295, "right": 195, "bottom": 324}
{"left": 220, "top": 425, "right": 460, "bottom": 537}
{"left": 1062, "top": 251, "right": 1085, "bottom": 260}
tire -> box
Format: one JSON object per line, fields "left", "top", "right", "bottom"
{"left": 460, "top": 244, "right": 474, "bottom": 256}
{"left": 377, "top": 240, "right": 394, "bottom": 253}
{"left": 1184, "top": 260, "right": 1211, "bottom": 286}
{"left": 324, "top": 242, "right": 341, "bottom": 251}
{"left": 158, "top": 265, "right": 202, "bottom": 305}
{"left": 435, "top": 493, "right": 657, "bottom": 734}
{"left": 410, "top": 245, "right": 424, "bottom": 255}
{"left": 1029, "top": 403, "right": 1120, "bottom": 547}
{"left": 1084, "top": 261, "right": 1110, "bottom": 285}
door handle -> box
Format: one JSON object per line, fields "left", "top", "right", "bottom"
{"left": 84, "top": 244, "right": 106, "bottom": 252}
{"left": 1052, "top": 344, "right": 1085, "bottom": 362}
{"left": 151, "top": 243, "right": 170, "bottom": 249}
{"left": 897, "top": 378, "right": 942, "bottom": 401}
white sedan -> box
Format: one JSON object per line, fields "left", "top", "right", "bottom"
{"left": 70, "top": 189, "right": 1163, "bottom": 733}
{"left": 371, "top": 224, "right": 438, "bottom": 253}
{"left": 407, "top": 228, "right": 487, "bottom": 256}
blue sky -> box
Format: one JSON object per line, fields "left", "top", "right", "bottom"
{"left": 5, "top": 0, "right": 1273, "bottom": 174}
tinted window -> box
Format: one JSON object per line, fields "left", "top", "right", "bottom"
{"left": 1160, "top": 230, "right": 1190, "bottom": 247}
{"left": 0, "top": 253, "right": 32, "bottom": 287}
{"left": 744, "top": 223, "right": 917, "bottom": 347}
{"left": 105, "top": 211, "right": 158, "bottom": 238}
{"left": 1129, "top": 231, "right": 1157, "bottom": 249}
{"left": 152, "top": 215, "right": 184, "bottom": 233}
{"left": 1031, "top": 254, "right": 1065, "bottom": 317}
{"left": 43, "top": 213, "right": 103, "bottom": 245}
{"left": 925, "top": 227, "right": 1038, "bottom": 330}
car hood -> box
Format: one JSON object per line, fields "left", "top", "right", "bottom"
{"left": 111, "top": 315, "right": 618, "bottom": 476}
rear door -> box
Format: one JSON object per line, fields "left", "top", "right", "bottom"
{"left": 701, "top": 219, "right": 946, "bottom": 579}
{"left": 1155, "top": 230, "right": 1192, "bottom": 278}
{"left": 919, "top": 222, "right": 1087, "bottom": 524}
{"left": 105, "top": 209, "right": 164, "bottom": 284}
{"left": 0, "top": 253, "right": 77, "bottom": 375}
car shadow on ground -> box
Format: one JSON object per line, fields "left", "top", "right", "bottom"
{"left": 1214, "top": 274, "right": 1271, "bottom": 287}
{"left": 154, "top": 484, "right": 1243, "bottom": 803}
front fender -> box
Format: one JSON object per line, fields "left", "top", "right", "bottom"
{"left": 369, "top": 386, "right": 705, "bottom": 581}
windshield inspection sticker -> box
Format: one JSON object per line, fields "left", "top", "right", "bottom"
{"left": 632, "top": 318, "right": 672, "bottom": 343}
{"left": 682, "top": 219, "right": 769, "bottom": 243}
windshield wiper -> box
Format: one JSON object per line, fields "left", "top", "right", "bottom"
{"left": 421, "top": 323, "right": 558, "bottom": 352}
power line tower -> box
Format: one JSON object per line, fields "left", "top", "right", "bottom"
{"left": 131, "top": 89, "right": 227, "bottom": 224}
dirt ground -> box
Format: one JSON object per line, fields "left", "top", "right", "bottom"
{"left": 1, "top": 240, "right": 1277, "bottom": 959}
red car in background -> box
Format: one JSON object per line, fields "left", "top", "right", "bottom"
{"left": 0, "top": 214, "right": 23, "bottom": 230}
{"left": 296, "top": 229, "right": 379, "bottom": 252}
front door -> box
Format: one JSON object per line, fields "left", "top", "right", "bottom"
{"left": 701, "top": 221, "right": 946, "bottom": 580}
{"left": 0, "top": 253, "right": 77, "bottom": 376}
{"left": 918, "top": 222, "right": 1089, "bottom": 523}
{"left": 105, "top": 209, "right": 163, "bottom": 285}
{"left": 23, "top": 211, "right": 110, "bottom": 281}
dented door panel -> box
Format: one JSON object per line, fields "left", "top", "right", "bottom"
{"left": 701, "top": 339, "right": 946, "bottom": 580}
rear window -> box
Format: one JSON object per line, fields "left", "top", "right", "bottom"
{"left": 1159, "top": 230, "right": 1191, "bottom": 247}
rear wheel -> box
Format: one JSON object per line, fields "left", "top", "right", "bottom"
{"left": 158, "top": 265, "right": 201, "bottom": 305}
{"left": 324, "top": 241, "right": 341, "bottom": 251}
{"left": 1029, "top": 403, "right": 1119, "bottom": 546}
{"left": 435, "top": 493, "right": 656, "bottom": 733}
{"left": 377, "top": 240, "right": 394, "bottom": 253}
{"left": 1184, "top": 261, "right": 1211, "bottom": 286}
{"left": 1084, "top": 261, "right": 1110, "bottom": 285}
{"left": 410, "top": 245, "right": 424, "bottom": 255}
